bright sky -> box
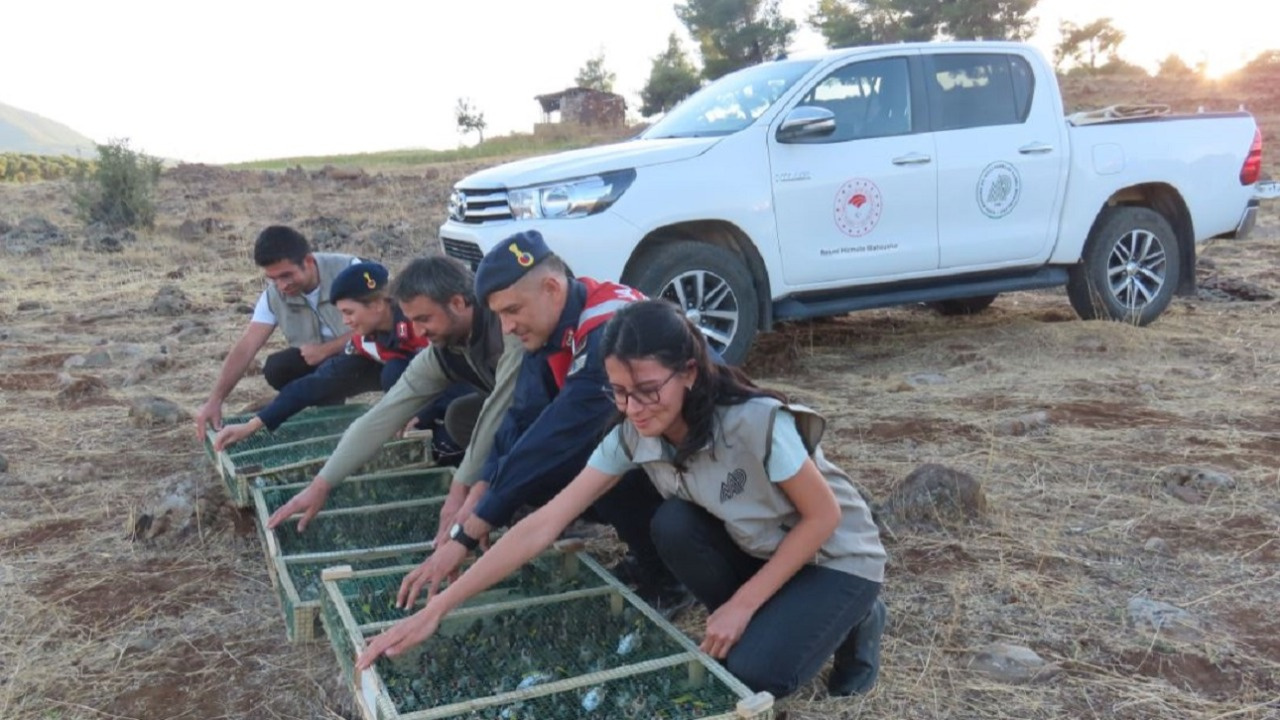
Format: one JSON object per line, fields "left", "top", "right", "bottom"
{"left": 5, "top": 0, "right": 1271, "bottom": 164}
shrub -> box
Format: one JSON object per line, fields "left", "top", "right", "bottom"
{"left": 74, "top": 138, "right": 162, "bottom": 229}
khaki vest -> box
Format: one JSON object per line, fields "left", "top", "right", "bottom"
{"left": 264, "top": 252, "right": 355, "bottom": 347}
{"left": 620, "top": 397, "right": 886, "bottom": 583}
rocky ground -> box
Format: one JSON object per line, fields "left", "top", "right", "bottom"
{"left": 1, "top": 77, "right": 1278, "bottom": 719}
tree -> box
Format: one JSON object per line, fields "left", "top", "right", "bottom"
{"left": 1240, "top": 49, "right": 1280, "bottom": 75}
{"left": 575, "top": 50, "right": 616, "bottom": 93}
{"left": 939, "top": 0, "right": 1036, "bottom": 41}
{"left": 807, "top": 0, "right": 935, "bottom": 47}
{"left": 1156, "top": 53, "right": 1195, "bottom": 79}
{"left": 454, "top": 97, "right": 487, "bottom": 144}
{"left": 808, "top": 0, "right": 1032, "bottom": 47}
{"left": 675, "top": 0, "right": 797, "bottom": 80}
{"left": 1096, "top": 57, "right": 1148, "bottom": 76}
{"left": 1054, "top": 18, "right": 1125, "bottom": 73}
{"left": 73, "top": 139, "right": 161, "bottom": 229}
{"left": 640, "top": 33, "right": 703, "bottom": 116}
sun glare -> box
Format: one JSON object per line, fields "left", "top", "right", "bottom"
{"left": 1032, "top": 0, "right": 1267, "bottom": 82}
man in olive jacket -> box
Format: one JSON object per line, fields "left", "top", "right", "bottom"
{"left": 266, "top": 255, "right": 521, "bottom": 551}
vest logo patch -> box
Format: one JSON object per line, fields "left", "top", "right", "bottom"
{"left": 720, "top": 468, "right": 747, "bottom": 503}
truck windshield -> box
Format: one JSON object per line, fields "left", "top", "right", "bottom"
{"left": 642, "top": 59, "right": 818, "bottom": 139}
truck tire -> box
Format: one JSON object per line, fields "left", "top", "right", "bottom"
{"left": 1067, "top": 206, "right": 1181, "bottom": 325}
{"left": 625, "top": 241, "right": 759, "bottom": 365}
{"left": 927, "top": 294, "right": 998, "bottom": 316}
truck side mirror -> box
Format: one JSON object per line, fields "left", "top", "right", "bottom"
{"left": 776, "top": 106, "right": 837, "bottom": 143}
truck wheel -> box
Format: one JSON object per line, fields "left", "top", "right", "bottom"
{"left": 1067, "top": 206, "right": 1181, "bottom": 325}
{"left": 625, "top": 241, "right": 759, "bottom": 365}
{"left": 927, "top": 294, "right": 998, "bottom": 316}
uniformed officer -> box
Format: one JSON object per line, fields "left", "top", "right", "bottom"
{"left": 393, "top": 230, "right": 687, "bottom": 614}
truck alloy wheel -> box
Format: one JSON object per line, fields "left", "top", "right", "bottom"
{"left": 1067, "top": 206, "right": 1181, "bottom": 325}
{"left": 626, "top": 241, "right": 759, "bottom": 364}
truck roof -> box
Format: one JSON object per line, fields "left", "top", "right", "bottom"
{"left": 782, "top": 39, "right": 1037, "bottom": 63}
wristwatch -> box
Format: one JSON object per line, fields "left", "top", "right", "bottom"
{"left": 448, "top": 522, "right": 480, "bottom": 552}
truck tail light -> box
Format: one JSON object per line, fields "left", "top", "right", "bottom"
{"left": 1240, "top": 128, "right": 1262, "bottom": 185}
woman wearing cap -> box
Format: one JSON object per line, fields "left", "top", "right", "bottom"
{"left": 357, "top": 299, "right": 888, "bottom": 700}
{"left": 212, "top": 262, "right": 467, "bottom": 459}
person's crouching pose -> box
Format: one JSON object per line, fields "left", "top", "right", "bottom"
{"left": 356, "top": 299, "right": 888, "bottom": 699}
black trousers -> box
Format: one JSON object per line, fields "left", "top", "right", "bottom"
{"left": 442, "top": 392, "right": 486, "bottom": 448}
{"left": 258, "top": 348, "right": 383, "bottom": 428}
{"left": 650, "top": 497, "right": 881, "bottom": 698}
{"left": 260, "top": 349, "right": 467, "bottom": 461}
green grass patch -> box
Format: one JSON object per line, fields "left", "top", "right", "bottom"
{"left": 228, "top": 131, "right": 636, "bottom": 171}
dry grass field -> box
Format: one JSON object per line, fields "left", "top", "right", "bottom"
{"left": 1, "top": 73, "right": 1277, "bottom": 720}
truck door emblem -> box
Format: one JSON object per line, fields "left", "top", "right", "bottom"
{"left": 977, "top": 161, "right": 1022, "bottom": 219}
{"left": 775, "top": 171, "right": 811, "bottom": 183}
{"left": 834, "top": 178, "right": 883, "bottom": 237}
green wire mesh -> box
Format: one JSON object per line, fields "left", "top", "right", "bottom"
{"left": 288, "top": 553, "right": 427, "bottom": 605}
{"left": 225, "top": 415, "right": 364, "bottom": 455}
{"left": 330, "top": 553, "right": 608, "bottom": 628}
{"left": 372, "top": 595, "right": 685, "bottom": 704}
{"left": 319, "top": 553, "right": 606, "bottom": 679}
{"left": 271, "top": 499, "right": 443, "bottom": 556}
{"left": 259, "top": 468, "right": 455, "bottom": 517}
{"left": 247, "top": 438, "right": 427, "bottom": 488}
{"left": 234, "top": 434, "right": 349, "bottom": 467}
{"left": 204, "top": 403, "right": 370, "bottom": 459}
{"left": 437, "top": 663, "right": 743, "bottom": 720}
{"left": 228, "top": 402, "right": 369, "bottom": 427}
{"left": 317, "top": 555, "right": 759, "bottom": 720}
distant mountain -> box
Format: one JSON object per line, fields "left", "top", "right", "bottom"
{"left": 0, "top": 101, "right": 97, "bottom": 157}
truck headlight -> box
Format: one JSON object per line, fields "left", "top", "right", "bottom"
{"left": 507, "top": 169, "right": 635, "bottom": 220}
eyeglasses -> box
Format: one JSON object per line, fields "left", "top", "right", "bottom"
{"left": 603, "top": 370, "right": 682, "bottom": 407}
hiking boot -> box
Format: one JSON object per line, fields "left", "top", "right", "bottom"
{"left": 828, "top": 597, "right": 886, "bottom": 696}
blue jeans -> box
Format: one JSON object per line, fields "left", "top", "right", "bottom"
{"left": 650, "top": 497, "right": 882, "bottom": 698}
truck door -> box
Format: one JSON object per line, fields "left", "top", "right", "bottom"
{"left": 927, "top": 51, "right": 1066, "bottom": 269}
{"left": 768, "top": 51, "right": 940, "bottom": 286}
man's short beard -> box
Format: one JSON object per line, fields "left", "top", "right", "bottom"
{"left": 438, "top": 307, "right": 469, "bottom": 346}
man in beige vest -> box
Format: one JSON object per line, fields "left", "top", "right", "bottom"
{"left": 194, "top": 225, "right": 379, "bottom": 438}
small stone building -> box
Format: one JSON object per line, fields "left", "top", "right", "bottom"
{"left": 534, "top": 87, "right": 626, "bottom": 132}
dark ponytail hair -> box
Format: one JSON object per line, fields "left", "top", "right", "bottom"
{"left": 600, "top": 299, "right": 785, "bottom": 470}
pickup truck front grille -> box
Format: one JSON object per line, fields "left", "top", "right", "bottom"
{"left": 450, "top": 188, "right": 511, "bottom": 224}
{"left": 442, "top": 238, "right": 485, "bottom": 270}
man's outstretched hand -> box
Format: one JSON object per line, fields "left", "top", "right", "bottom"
{"left": 266, "top": 477, "right": 333, "bottom": 532}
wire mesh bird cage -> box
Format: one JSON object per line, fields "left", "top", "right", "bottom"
{"left": 203, "top": 403, "right": 372, "bottom": 462}
{"left": 253, "top": 467, "right": 456, "bottom": 641}
{"left": 319, "top": 550, "right": 773, "bottom": 720}
{"left": 221, "top": 434, "right": 430, "bottom": 507}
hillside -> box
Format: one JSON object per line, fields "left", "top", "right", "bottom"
{"left": 0, "top": 101, "right": 96, "bottom": 157}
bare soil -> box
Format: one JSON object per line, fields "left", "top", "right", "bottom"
{"left": 2, "top": 74, "right": 1278, "bottom": 719}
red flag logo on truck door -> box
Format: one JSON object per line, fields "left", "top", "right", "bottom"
{"left": 834, "top": 178, "right": 883, "bottom": 238}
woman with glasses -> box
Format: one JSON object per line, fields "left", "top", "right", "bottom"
{"left": 357, "top": 299, "right": 888, "bottom": 700}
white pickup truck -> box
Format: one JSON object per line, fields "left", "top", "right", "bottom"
{"left": 439, "top": 41, "right": 1263, "bottom": 362}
